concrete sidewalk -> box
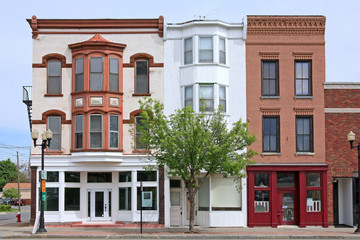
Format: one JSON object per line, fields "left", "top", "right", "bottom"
{"left": 1, "top": 221, "right": 360, "bottom": 239}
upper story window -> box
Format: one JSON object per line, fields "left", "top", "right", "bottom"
{"left": 74, "top": 115, "right": 83, "bottom": 149}
{"left": 109, "top": 115, "right": 119, "bottom": 149}
{"left": 262, "top": 60, "right": 279, "bottom": 96}
{"left": 295, "top": 61, "right": 312, "bottom": 96}
{"left": 219, "top": 86, "right": 226, "bottom": 112}
{"left": 184, "top": 38, "right": 193, "bottom": 65}
{"left": 75, "top": 58, "right": 84, "bottom": 92}
{"left": 184, "top": 86, "right": 193, "bottom": 108}
{"left": 219, "top": 38, "right": 226, "bottom": 64}
{"left": 199, "top": 84, "right": 214, "bottom": 111}
{"left": 90, "top": 57, "right": 103, "bottom": 91}
{"left": 135, "top": 60, "right": 149, "bottom": 94}
{"left": 47, "top": 60, "right": 62, "bottom": 94}
{"left": 90, "top": 114, "right": 102, "bottom": 149}
{"left": 263, "top": 116, "right": 280, "bottom": 153}
{"left": 48, "top": 116, "right": 61, "bottom": 151}
{"left": 135, "top": 116, "right": 147, "bottom": 150}
{"left": 109, "top": 58, "right": 119, "bottom": 92}
{"left": 199, "top": 37, "right": 213, "bottom": 63}
{"left": 296, "top": 116, "right": 313, "bottom": 152}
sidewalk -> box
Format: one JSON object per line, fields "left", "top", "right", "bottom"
{"left": 1, "top": 221, "right": 360, "bottom": 239}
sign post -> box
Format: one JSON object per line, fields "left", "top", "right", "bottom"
{"left": 140, "top": 181, "right": 143, "bottom": 234}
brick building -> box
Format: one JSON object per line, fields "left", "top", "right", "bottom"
{"left": 325, "top": 82, "right": 360, "bottom": 226}
{"left": 246, "top": 16, "right": 328, "bottom": 227}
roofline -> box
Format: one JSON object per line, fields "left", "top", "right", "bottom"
{"left": 324, "top": 82, "right": 360, "bottom": 89}
{"left": 247, "top": 15, "right": 325, "bottom": 17}
{"left": 167, "top": 19, "right": 243, "bottom": 28}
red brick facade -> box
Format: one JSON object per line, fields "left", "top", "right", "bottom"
{"left": 325, "top": 84, "right": 360, "bottom": 225}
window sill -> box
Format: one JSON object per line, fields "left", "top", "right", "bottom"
{"left": 132, "top": 93, "right": 151, "bottom": 97}
{"left": 260, "top": 96, "right": 280, "bottom": 100}
{"left": 44, "top": 94, "right": 63, "bottom": 97}
{"left": 294, "top": 96, "right": 313, "bottom": 99}
{"left": 261, "top": 152, "right": 281, "bottom": 156}
{"left": 295, "top": 152, "right": 315, "bottom": 156}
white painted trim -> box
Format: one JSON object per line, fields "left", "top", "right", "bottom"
{"left": 324, "top": 82, "right": 360, "bottom": 89}
{"left": 325, "top": 108, "right": 360, "bottom": 113}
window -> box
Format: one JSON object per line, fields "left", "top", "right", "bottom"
{"left": 137, "top": 171, "right": 157, "bottom": 181}
{"left": 137, "top": 187, "right": 157, "bottom": 210}
{"left": 277, "top": 173, "right": 295, "bottom": 188}
{"left": 75, "top": 115, "right": 83, "bottom": 149}
{"left": 184, "top": 38, "right": 193, "bottom": 65}
{"left": 87, "top": 172, "right": 112, "bottom": 183}
{"left": 90, "top": 57, "right": 103, "bottom": 91}
{"left": 198, "top": 177, "right": 209, "bottom": 211}
{"left": 170, "top": 179, "right": 181, "bottom": 188}
{"left": 295, "top": 61, "right": 312, "bottom": 96}
{"left": 211, "top": 177, "right": 241, "bottom": 211}
{"left": 39, "top": 171, "right": 59, "bottom": 182}
{"left": 184, "top": 86, "right": 193, "bottom": 108}
{"left": 65, "top": 172, "right": 80, "bottom": 182}
{"left": 65, "top": 188, "right": 80, "bottom": 211}
{"left": 254, "top": 173, "right": 269, "bottom": 188}
{"left": 47, "top": 60, "right": 61, "bottom": 94}
{"left": 135, "top": 60, "right": 149, "bottom": 94}
{"left": 263, "top": 117, "right": 280, "bottom": 152}
{"left": 109, "top": 58, "right": 119, "bottom": 92}
{"left": 48, "top": 116, "right": 61, "bottom": 151}
{"left": 119, "top": 187, "right": 131, "bottom": 210}
{"left": 219, "top": 37, "right": 226, "bottom": 64}
{"left": 296, "top": 116, "right": 313, "bottom": 152}
{"left": 199, "top": 37, "right": 213, "bottom": 63}
{"left": 135, "top": 116, "right": 147, "bottom": 150}
{"left": 90, "top": 115, "right": 102, "bottom": 148}
{"left": 306, "top": 172, "right": 321, "bottom": 212}
{"left": 306, "top": 173, "right": 320, "bottom": 187}
{"left": 39, "top": 187, "right": 59, "bottom": 211}
{"left": 219, "top": 86, "right": 226, "bottom": 112}
{"left": 75, "top": 57, "right": 84, "bottom": 92}
{"left": 119, "top": 172, "right": 132, "bottom": 182}
{"left": 199, "top": 85, "right": 214, "bottom": 111}
{"left": 255, "top": 191, "right": 269, "bottom": 212}
{"left": 109, "top": 115, "right": 119, "bottom": 149}
{"left": 262, "top": 61, "right": 278, "bottom": 96}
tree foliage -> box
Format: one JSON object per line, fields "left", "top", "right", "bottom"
{"left": 133, "top": 98, "right": 257, "bottom": 232}
{"left": 3, "top": 188, "right": 20, "bottom": 199}
{"left": 0, "top": 159, "right": 28, "bottom": 191}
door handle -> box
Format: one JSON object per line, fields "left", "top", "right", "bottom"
{"left": 104, "top": 204, "right": 107, "bottom": 212}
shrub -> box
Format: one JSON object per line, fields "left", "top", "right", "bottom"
{"left": 0, "top": 204, "right": 11, "bottom": 212}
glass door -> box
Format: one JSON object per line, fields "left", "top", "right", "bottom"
{"left": 87, "top": 189, "right": 112, "bottom": 222}
{"left": 281, "top": 192, "right": 296, "bottom": 225}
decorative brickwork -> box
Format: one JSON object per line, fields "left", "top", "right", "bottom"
{"left": 259, "top": 52, "right": 279, "bottom": 59}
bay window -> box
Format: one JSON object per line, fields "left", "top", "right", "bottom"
{"left": 199, "top": 37, "right": 213, "bottom": 63}
{"left": 90, "top": 115, "right": 102, "bottom": 148}
{"left": 109, "top": 115, "right": 119, "bottom": 148}
{"left": 219, "top": 37, "right": 226, "bottom": 64}
{"left": 184, "top": 37, "right": 193, "bottom": 65}
{"left": 75, "top": 58, "right": 84, "bottom": 92}
{"left": 90, "top": 57, "right": 103, "bottom": 91}
{"left": 109, "top": 58, "right": 119, "bottom": 92}
{"left": 199, "top": 85, "right": 214, "bottom": 111}
{"left": 219, "top": 86, "right": 226, "bottom": 112}
{"left": 74, "top": 115, "right": 83, "bottom": 149}
{"left": 184, "top": 86, "right": 193, "bottom": 108}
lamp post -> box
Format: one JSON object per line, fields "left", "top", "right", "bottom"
{"left": 347, "top": 131, "right": 360, "bottom": 233}
{"left": 31, "top": 129, "right": 52, "bottom": 233}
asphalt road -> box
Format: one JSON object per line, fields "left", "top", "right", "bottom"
{"left": 0, "top": 205, "right": 30, "bottom": 223}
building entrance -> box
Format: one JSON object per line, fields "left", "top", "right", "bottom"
{"left": 87, "top": 189, "right": 112, "bottom": 222}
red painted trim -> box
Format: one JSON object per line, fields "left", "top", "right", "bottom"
{"left": 32, "top": 109, "right": 71, "bottom": 124}
{"left": 44, "top": 94, "right": 63, "bottom": 97}
{"left": 132, "top": 93, "right": 151, "bottom": 97}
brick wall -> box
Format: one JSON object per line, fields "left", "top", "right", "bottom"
{"left": 325, "top": 89, "right": 360, "bottom": 108}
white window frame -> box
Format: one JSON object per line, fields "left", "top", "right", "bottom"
{"left": 199, "top": 36, "right": 214, "bottom": 63}
{"left": 184, "top": 37, "right": 193, "bottom": 65}
{"left": 74, "top": 115, "right": 84, "bottom": 149}
{"left": 109, "top": 115, "right": 119, "bottom": 149}
{"left": 184, "top": 85, "right": 193, "bottom": 108}
{"left": 219, "top": 37, "right": 226, "bottom": 64}
{"left": 199, "top": 84, "right": 214, "bottom": 112}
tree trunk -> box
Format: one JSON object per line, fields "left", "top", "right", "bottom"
{"left": 188, "top": 188, "right": 195, "bottom": 232}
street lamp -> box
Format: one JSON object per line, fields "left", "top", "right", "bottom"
{"left": 347, "top": 131, "right": 360, "bottom": 233}
{"left": 31, "top": 129, "right": 52, "bottom": 233}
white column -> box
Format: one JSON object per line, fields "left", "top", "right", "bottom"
{"left": 131, "top": 170, "right": 137, "bottom": 222}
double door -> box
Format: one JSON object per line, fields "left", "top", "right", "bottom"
{"left": 87, "top": 189, "right": 112, "bottom": 222}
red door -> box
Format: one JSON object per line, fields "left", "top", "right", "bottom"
{"left": 279, "top": 191, "right": 296, "bottom": 225}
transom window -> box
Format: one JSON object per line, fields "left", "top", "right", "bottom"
{"left": 184, "top": 38, "right": 193, "bottom": 65}
{"left": 295, "top": 61, "right": 312, "bottom": 96}
{"left": 90, "top": 115, "right": 102, "bottom": 148}
{"left": 263, "top": 116, "right": 280, "bottom": 152}
{"left": 48, "top": 116, "right": 61, "bottom": 151}
{"left": 199, "top": 85, "right": 214, "bottom": 111}
{"left": 296, "top": 116, "right": 313, "bottom": 152}
{"left": 90, "top": 57, "right": 103, "bottom": 91}
{"left": 135, "top": 60, "right": 149, "bottom": 94}
{"left": 199, "top": 37, "right": 213, "bottom": 63}
{"left": 262, "top": 61, "right": 278, "bottom": 96}
{"left": 47, "top": 60, "right": 62, "bottom": 94}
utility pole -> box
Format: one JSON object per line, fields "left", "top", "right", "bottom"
{"left": 17, "top": 151, "right": 21, "bottom": 214}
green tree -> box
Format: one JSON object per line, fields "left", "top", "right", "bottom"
{"left": 133, "top": 98, "right": 257, "bottom": 232}
{"left": 0, "top": 159, "right": 28, "bottom": 191}
{"left": 3, "top": 188, "right": 20, "bottom": 199}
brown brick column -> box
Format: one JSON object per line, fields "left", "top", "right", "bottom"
{"left": 158, "top": 166, "right": 164, "bottom": 224}
{"left": 30, "top": 166, "right": 37, "bottom": 225}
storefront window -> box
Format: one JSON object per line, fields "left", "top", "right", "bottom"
{"left": 65, "top": 172, "right": 80, "bottom": 182}
{"left": 306, "top": 190, "right": 321, "bottom": 212}
{"left": 198, "top": 177, "right": 209, "bottom": 211}
{"left": 137, "top": 187, "right": 157, "bottom": 210}
{"left": 137, "top": 171, "right": 157, "bottom": 181}
{"left": 119, "top": 187, "right": 131, "bottom": 210}
{"left": 39, "top": 171, "right": 59, "bottom": 182}
{"left": 277, "top": 173, "right": 295, "bottom": 188}
{"left": 65, "top": 188, "right": 80, "bottom": 211}
{"left": 39, "top": 187, "right": 59, "bottom": 211}
{"left": 211, "top": 177, "right": 241, "bottom": 211}
{"left": 119, "top": 172, "right": 132, "bottom": 182}
{"left": 87, "top": 172, "right": 112, "bottom": 183}
{"left": 254, "top": 190, "right": 269, "bottom": 212}
{"left": 306, "top": 173, "right": 320, "bottom": 187}
{"left": 255, "top": 173, "right": 269, "bottom": 187}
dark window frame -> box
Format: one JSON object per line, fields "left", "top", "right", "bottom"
{"left": 135, "top": 59, "right": 149, "bottom": 94}
{"left": 47, "top": 59, "right": 62, "bottom": 94}
{"left": 295, "top": 60, "right": 312, "bottom": 96}
{"left": 296, "top": 116, "right": 314, "bottom": 152}
{"left": 261, "top": 60, "right": 279, "bottom": 96}
{"left": 262, "top": 116, "right": 280, "bottom": 153}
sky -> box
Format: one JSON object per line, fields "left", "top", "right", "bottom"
{"left": 0, "top": 0, "right": 359, "bottom": 165}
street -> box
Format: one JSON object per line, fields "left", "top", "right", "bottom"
{"left": 0, "top": 205, "right": 30, "bottom": 223}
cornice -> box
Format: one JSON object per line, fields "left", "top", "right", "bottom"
{"left": 247, "top": 16, "right": 325, "bottom": 36}
{"left": 27, "top": 15, "right": 164, "bottom": 39}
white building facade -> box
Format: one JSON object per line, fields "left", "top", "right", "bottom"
{"left": 163, "top": 20, "right": 247, "bottom": 227}
{"left": 27, "top": 16, "right": 165, "bottom": 225}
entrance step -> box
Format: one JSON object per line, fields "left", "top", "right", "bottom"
{"left": 71, "top": 222, "right": 165, "bottom": 228}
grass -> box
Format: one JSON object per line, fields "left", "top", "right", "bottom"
{"left": 0, "top": 204, "right": 19, "bottom": 212}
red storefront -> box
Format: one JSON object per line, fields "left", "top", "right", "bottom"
{"left": 247, "top": 165, "right": 328, "bottom": 227}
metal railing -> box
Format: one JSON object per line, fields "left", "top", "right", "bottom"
{"left": 23, "top": 86, "right": 32, "bottom": 103}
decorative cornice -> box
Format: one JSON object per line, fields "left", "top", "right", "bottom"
{"left": 247, "top": 16, "right": 326, "bottom": 36}
{"left": 293, "top": 52, "right": 313, "bottom": 59}
{"left": 123, "top": 53, "right": 164, "bottom": 68}
{"left": 260, "top": 107, "right": 280, "bottom": 115}
{"left": 259, "top": 52, "right": 279, "bottom": 59}
{"left": 68, "top": 34, "right": 126, "bottom": 53}
{"left": 32, "top": 109, "right": 71, "bottom": 124}
{"left": 294, "top": 107, "right": 314, "bottom": 115}
{"left": 27, "top": 15, "right": 164, "bottom": 39}
{"left": 33, "top": 53, "right": 71, "bottom": 68}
